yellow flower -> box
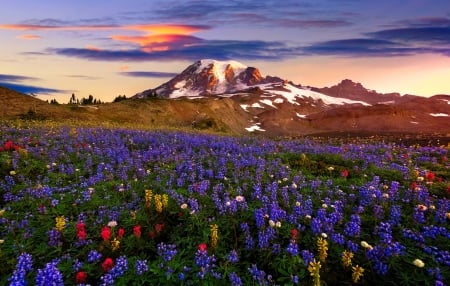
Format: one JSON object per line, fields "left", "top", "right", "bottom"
{"left": 210, "top": 224, "right": 219, "bottom": 249}
{"left": 155, "top": 194, "right": 163, "bottom": 213}
{"left": 352, "top": 265, "right": 364, "bottom": 283}
{"left": 162, "top": 194, "right": 169, "bottom": 208}
{"left": 342, "top": 250, "right": 354, "bottom": 268}
{"left": 55, "top": 216, "right": 66, "bottom": 232}
{"left": 0, "top": 209, "right": 5, "bottom": 217}
{"left": 111, "top": 238, "right": 120, "bottom": 251}
{"left": 130, "top": 210, "right": 137, "bottom": 220}
{"left": 317, "top": 237, "right": 328, "bottom": 262}
{"left": 145, "top": 189, "right": 152, "bottom": 207}
{"left": 307, "top": 260, "right": 321, "bottom": 286}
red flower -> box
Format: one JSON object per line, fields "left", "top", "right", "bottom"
{"left": 291, "top": 228, "right": 298, "bottom": 240}
{"left": 75, "top": 271, "right": 87, "bottom": 284}
{"left": 101, "top": 226, "right": 111, "bottom": 241}
{"left": 76, "top": 222, "right": 85, "bottom": 231}
{"left": 198, "top": 243, "right": 207, "bottom": 252}
{"left": 133, "top": 225, "right": 141, "bottom": 238}
{"left": 117, "top": 228, "right": 125, "bottom": 239}
{"left": 77, "top": 229, "right": 87, "bottom": 240}
{"left": 149, "top": 231, "right": 155, "bottom": 239}
{"left": 426, "top": 172, "right": 435, "bottom": 182}
{"left": 102, "top": 258, "right": 114, "bottom": 272}
{"left": 155, "top": 223, "right": 164, "bottom": 234}
{"left": 411, "top": 181, "right": 418, "bottom": 191}
{"left": 341, "top": 169, "right": 349, "bottom": 178}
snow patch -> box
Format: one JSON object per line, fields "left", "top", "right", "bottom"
{"left": 174, "top": 80, "right": 186, "bottom": 89}
{"left": 260, "top": 99, "right": 277, "bottom": 109}
{"left": 245, "top": 124, "right": 266, "bottom": 132}
{"left": 410, "top": 121, "right": 419, "bottom": 124}
{"left": 274, "top": 98, "right": 284, "bottom": 104}
{"left": 430, "top": 113, "right": 449, "bottom": 117}
{"left": 296, "top": 113, "right": 307, "bottom": 118}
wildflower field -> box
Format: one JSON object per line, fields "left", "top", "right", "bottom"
{"left": 0, "top": 125, "right": 449, "bottom": 285}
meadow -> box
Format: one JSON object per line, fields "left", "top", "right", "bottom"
{"left": 0, "top": 125, "right": 449, "bottom": 285}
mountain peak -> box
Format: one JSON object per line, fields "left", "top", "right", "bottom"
{"left": 135, "top": 59, "right": 282, "bottom": 98}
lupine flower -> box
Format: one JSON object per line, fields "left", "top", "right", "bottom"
{"left": 135, "top": 259, "right": 148, "bottom": 275}
{"left": 35, "top": 261, "right": 63, "bottom": 286}
{"left": 87, "top": 250, "right": 102, "bottom": 263}
{"left": 227, "top": 250, "right": 239, "bottom": 263}
{"left": 55, "top": 216, "right": 66, "bottom": 232}
{"left": 352, "top": 265, "right": 364, "bottom": 283}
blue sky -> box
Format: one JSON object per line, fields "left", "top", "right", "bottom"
{"left": 1, "top": 0, "right": 449, "bottom": 102}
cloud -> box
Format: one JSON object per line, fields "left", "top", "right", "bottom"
{"left": 49, "top": 39, "right": 300, "bottom": 61}
{"left": 0, "top": 82, "right": 63, "bottom": 95}
{"left": 17, "top": 34, "right": 41, "bottom": 40}
{"left": 367, "top": 26, "right": 450, "bottom": 44}
{"left": 65, "top": 75, "right": 100, "bottom": 80}
{"left": 120, "top": 71, "right": 178, "bottom": 78}
{"left": 0, "top": 74, "right": 37, "bottom": 82}
{"left": 0, "top": 73, "right": 62, "bottom": 95}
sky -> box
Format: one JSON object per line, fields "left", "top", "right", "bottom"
{"left": 1, "top": 0, "right": 450, "bottom": 102}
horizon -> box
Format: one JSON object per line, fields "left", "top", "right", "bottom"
{"left": 1, "top": 0, "right": 450, "bottom": 102}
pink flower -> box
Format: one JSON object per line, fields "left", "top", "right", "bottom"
{"left": 117, "top": 228, "right": 125, "bottom": 239}
{"left": 342, "top": 169, "right": 349, "bottom": 178}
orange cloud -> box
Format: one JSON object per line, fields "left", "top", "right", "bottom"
{"left": 17, "top": 34, "right": 41, "bottom": 40}
{"left": 85, "top": 45, "right": 102, "bottom": 51}
{"left": 124, "top": 24, "right": 207, "bottom": 35}
{"left": 119, "top": 65, "right": 130, "bottom": 71}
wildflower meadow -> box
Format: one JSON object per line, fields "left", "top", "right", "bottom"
{"left": 0, "top": 125, "right": 449, "bottom": 285}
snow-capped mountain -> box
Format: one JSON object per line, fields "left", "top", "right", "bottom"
{"left": 135, "top": 59, "right": 284, "bottom": 98}
{"left": 133, "top": 59, "right": 450, "bottom": 135}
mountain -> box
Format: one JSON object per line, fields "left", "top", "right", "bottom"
{"left": 134, "top": 59, "right": 283, "bottom": 98}
{"left": 134, "top": 59, "right": 450, "bottom": 136}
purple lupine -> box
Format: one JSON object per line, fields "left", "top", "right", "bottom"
{"left": 9, "top": 252, "right": 33, "bottom": 286}
{"left": 35, "top": 261, "right": 63, "bottom": 286}
{"left": 227, "top": 250, "right": 239, "bottom": 263}
{"left": 229, "top": 272, "right": 242, "bottom": 286}
{"left": 87, "top": 250, "right": 102, "bottom": 263}
{"left": 157, "top": 242, "right": 178, "bottom": 262}
{"left": 47, "top": 229, "right": 62, "bottom": 247}
{"left": 135, "top": 259, "right": 148, "bottom": 275}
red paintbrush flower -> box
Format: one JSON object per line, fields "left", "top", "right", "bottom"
{"left": 102, "top": 258, "right": 114, "bottom": 272}
{"left": 133, "top": 225, "right": 141, "bottom": 238}
{"left": 75, "top": 271, "right": 87, "bottom": 284}
{"left": 101, "top": 226, "right": 111, "bottom": 241}
{"left": 198, "top": 243, "right": 207, "bottom": 252}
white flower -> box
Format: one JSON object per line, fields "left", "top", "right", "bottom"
{"left": 275, "top": 221, "right": 282, "bottom": 228}
{"left": 180, "top": 203, "right": 188, "bottom": 209}
{"left": 268, "top": 220, "right": 275, "bottom": 228}
{"left": 361, "top": 241, "right": 373, "bottom": 250}
{"left": 429, "top": 205, "right": 435, "bottom": 210}
{"left": 291, "top": 183, "right": 297, "bottom": 189}
{"left": 225, "top": 201, "right": 231, "bottom": 207}
{"left": 417, "top": 176, "right": 424, "bottom": 182}
{"left": 9, "top": 170, "right": 16, "bottom": 176}
{"left": 0, "top": 209, "right": 5, "bottom": 217}
{"left": 235, "top": 195, "right": 245, "bottom": 202}
{"left": 107, "top": 220, "right": 117, "bottom": 228}
{"left": 413, "top": 259, "right": 425, "bottom": 268}
{"left": 382, "top": 193, "right": 389, "bottom": 199}
{"left": 322, "top": 203, "right": 328, "bottom": 209}
{"left": 295, "top": 201, "right": 301, "bottom": 207}
{"left": 321, "top": 233, "right": 328, "bottom": 238}
{"left": 327, "top": 166, "right": 334, "bottom": 171}
{"left": 0, "top": 239, "right": 4, "bottom": 244}
{"left": 305, "top": 215, "right": 311, "bottom": 220}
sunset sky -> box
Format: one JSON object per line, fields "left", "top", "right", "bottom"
{"left": 1, "top": 0, "right": 450, "bottom": 102}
